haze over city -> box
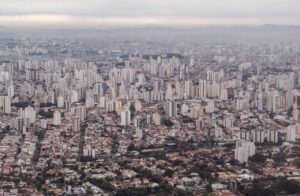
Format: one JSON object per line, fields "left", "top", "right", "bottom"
{"left": 0, "top": 1, "right": 300, "bottom": 196}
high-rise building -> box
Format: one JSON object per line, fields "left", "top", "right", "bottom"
{"left": 73, "top": 116, "right": 80, "bottom": 131}
{"left": 214, "top": 125, "right": 223, "bottom": 139}
{"left": 223, "top": 115, "right": 234, "bottom": 128}
{"left": 0, "top": 96, "right": 11, "bottom": 114}
{"left": 235, "top": 140, "right": 256, "bottom": 163}
{"left": 19, "top": 106, "right": 36, "bottom": 123}
{"left": 133, "top": 116, "right": 141, "bottom": 127}
{"left": 85, "top": 96, "right": 95, "bottom": 108}
{"left": 99, "top": 97, "right": 107, "bottom": 108}
{"left": 207, "top": 70, "right": 214, "bottom": 82}
{"left": 257, "top": 91, "right": 263, "bottom": 111}
{"left": 236, "top": 98, "right": 245, "bottom": 111}
{"left": 40, "top": 119, "right": 48, "bottom": 129}
{"left": 134, "top": 100, "right": 142, "bottom": 112}
{"left": 7, "top": 85, "right": 14, "bottom": 98}
{"left": 83, "top": 145, "right": 96, "bottom": 158}
{"left": 146, "top": 114, "right": 151, "bottom": 125}
{"left": 152, "top": 113, "right": 161, "bottom": 125}
{"left": 120, "top": 107, "right": 131, "bottom": 126}
{"left": 211, "top": 82, "right": 220, "bottom": 98}
{"left": 285, "top": 90, "right": 294, "bottom": 109}
{"left": 205, "top": 99, "right": 215, "bottom": 113}
{"left": 57, "top": 96, "right": 64, "bottom": 108}
{"left": 252, "top": 130, "right": 265, "bottom": 143}
{"left": 240, "top": 130, "right": 251, "bottom": 141}
{"left": 53, "top": 111, "right": 61, "bottom": 126}
{"left": 267, "top": 130, "right": 279, "bottom": 143}
{"left": 75, "top": 105, "right": 86, "bottom": 122}
{"left": 267, "top": 91, "right": 281, "bottom": 113}
{"left": 189, "top": 56, "right": 194, "bottom": 67}
{"left": 199, "top": 80, "right": 207, "bottom": 99}
{"left": 135, "top": 128, "right": 143, "bottom": 139}
{"left": 288, "top": 72, "right": 295, "bottom": 90}
{"left": 94, "top": 82, "right": 105, "bottom": 97}
{"left": 293, "top": 102, "right": 299, "bottom": 121}
{"left": 190, "top": 104, "right": 203, "bottom": 119}
{"left": 286, "top": 125, "right": 296, "bottom": 142}
{"left": 165, "top": 99, "right": 177, "bottom": 118}
{"left": 220, "top": 89, "right": 228, "bottom": 101}
{"left": 184, "top": 80, "right": 193, "bottom": 100}
{"left": 181, "top": 103, "right": 189, "bottom": 116}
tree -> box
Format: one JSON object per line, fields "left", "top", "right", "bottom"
{"left": 182, "top": 117, "right": 194, "bottom": 123}
{"left": 79, "top": 173, "right": 86, "bottom": 181}
{"left": 245, "top": 181, "right": 273, "bottom": 196}
{"left": 272, "top": 178, "right": 300, "bottom": 194}
{"left": 273, "top": 153, "right": 285, "bottom": 162}
{"left": 38, "top": 110, "right": 54, "bottom": 118}
{"left": 205, "top": 184, "right": 212, "bottom": 192}
{"left": 12, "top": 102, "right": 31, "bottom": 108}
{"left": 87, "top": 178, "right": 115, "bottom": 192}
{"left": 60, "top": 131, "right": 66, "bottom": 138}
{"left": 164, "top": 168, "right": 174, "bottom": 177}
{"left": 130, "top": 104, "right": 136, "bottom": 113}
{"left": 162, "top": 119, "right": 174, "bottom": 127}
{"left": 249, "top": 153, "right": 266, "bottom": 163}
{"left": 127, "top": 143, "right": 135, "bottom": 151}
{"left": 129, "top": 104, "right": 136, "bottom": 118}
{"left": 293, "top": 158, "right": 300, "bottom": 168}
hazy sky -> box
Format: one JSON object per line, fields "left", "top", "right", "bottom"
{"left": 1, "top": 0, "right": 300, "bottom": 27}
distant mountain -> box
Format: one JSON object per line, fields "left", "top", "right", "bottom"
{"left": 1, "top": 24, "right": 300, "bottom": 42}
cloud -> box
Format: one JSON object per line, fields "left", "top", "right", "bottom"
{"left": 0, "top": 0, "right": 300, "bottom": 27}
{"left": 1, "top": 14, "right": 299, "bottom": 28}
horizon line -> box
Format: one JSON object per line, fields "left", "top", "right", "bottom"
{"left": 1, "top": 14, "right": 300, "bottom": 28}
